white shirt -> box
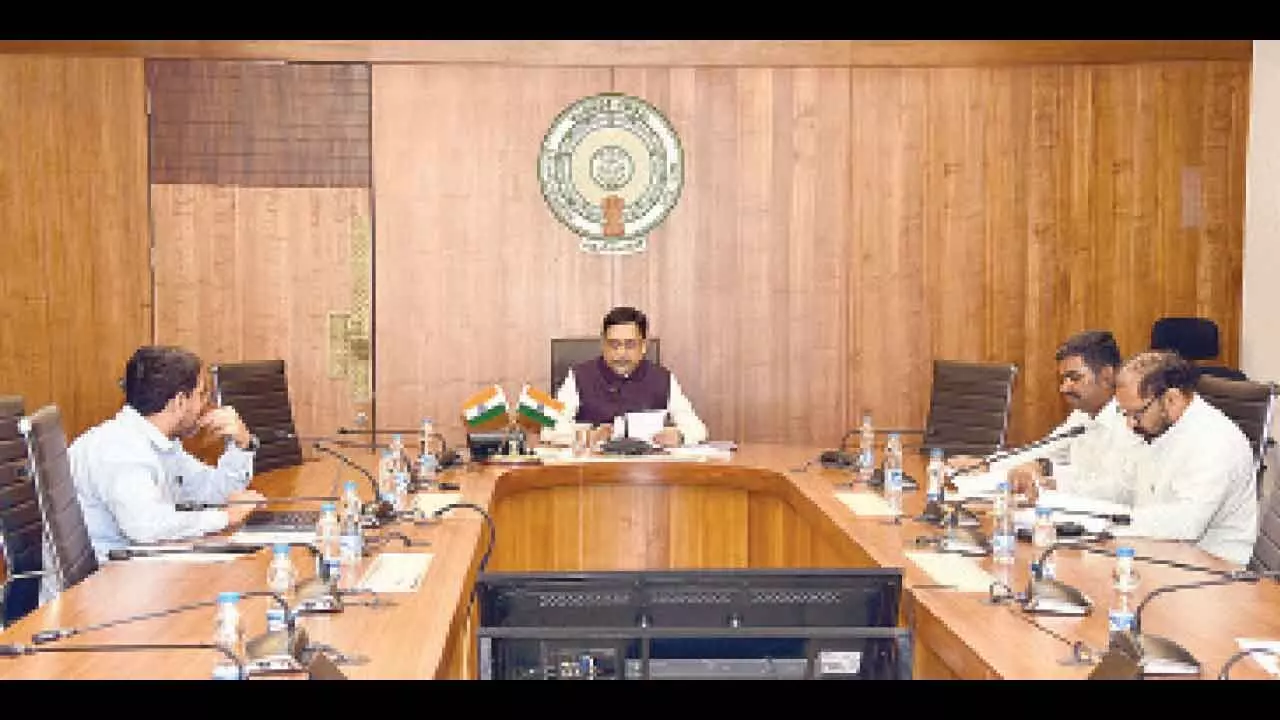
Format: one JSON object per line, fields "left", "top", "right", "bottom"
{"left": 541, "top": 368, "right": 709, "bottom": 447}
{"left": 991, "top": 398, "right": 1145, "bottom": 505}
{"left": 67, "top": 405, "right": 255, "bottom": 564}
{"left": 1109, "top": 394, "right": 1259, "bottom": 567}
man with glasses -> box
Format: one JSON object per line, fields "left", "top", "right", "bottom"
{"left": 1108, "top": 350, "right": 1257, "bottom": 566}
{"left": 544, "top": 306, "right": 707, "bottom": 448}
{"left": 68, "top": 345, "right": 265, "bottom": 561}
{"left": 949, "top": 330, "right": 1145, "bottom": 505}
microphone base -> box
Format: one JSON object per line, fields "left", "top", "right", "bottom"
{"left": 295, "top": 579, "right": 344, "bottom": 615}
{"left": 938, "top": 529, "right": 990, "bottom": 557}
{"left": 244, "top": 627, "right": 310, "bottom": 676}
{"left": 1020, "top": 579, "right": 1093, "bottom": 616}
{"left": 1133, "top": 633, "right": 1202, "bottom": 677}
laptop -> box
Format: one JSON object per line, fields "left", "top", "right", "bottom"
{"left": 241, "top": 508, "right": 321, "bottom": 533}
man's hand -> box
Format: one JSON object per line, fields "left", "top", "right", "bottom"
{"left": 652, "top": 427, "right": 683, "bottom": 448}
{"left": 589, "top": 425, "right": 614, "bottom": 446}
{"left": 199, "top": 406, "right": 252, "bottom": 449}
{"left": 1007, "top": 461, "right": 1054, "bottom": 503}
{"left": 224, "top": 489, "right": 266, "bottom": 527}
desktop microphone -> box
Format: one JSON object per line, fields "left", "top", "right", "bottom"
{"left": 952, "top": 425, "right": 1087, "bottom": 478}
{"left": 418, "top": 501, "right": 497, "bottom": 575}
{"left": 311, "top": 441, "right": 397, "bottom": 524}
{"left": 271, "top": 429, "right": 381, "bottom": 450}
{"left": 0, "top": 641, "right": 248, "bottom": 679}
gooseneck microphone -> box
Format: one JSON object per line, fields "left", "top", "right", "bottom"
{"left": 311, "top": 441, "right": 397, "bottom": 524}
{"left": 0, "top": 642, "right": 247, "bottom": 679}
{"left": 272, "top": 428, "right": 381, "bottom": 449}
{"left": 418, "top": 502, "right": 497, "bottom": 576}
{"left": 31, "top": 590, "right": 294, "bottom": 646}
{"left": 952, "top": 425, "right": 1087, "bottom": 477}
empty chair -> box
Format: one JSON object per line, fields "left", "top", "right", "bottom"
{"left": 550, "top": 337, "right": 661, "bottom": 396}
{"left": 902, "top": 359, "right": 1019, "bottom": 457}
{"left": 1196, "top": 374, "right": 1278, "bottom": 498}
{"left": 1150, "top": 317, "right": 1247, "bottom": 381}
{"left": 210, "top": 360, "right": 302, "bottom": 473}
{"left": 0, "top": 396, "right": 45, "bottom": 626}
{"left": 20, "top": 404, "right": 98, "bottom": 594}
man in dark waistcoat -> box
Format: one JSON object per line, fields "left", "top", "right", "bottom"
{"left": 546, "top": 306, "right": 707, "bottom": 448}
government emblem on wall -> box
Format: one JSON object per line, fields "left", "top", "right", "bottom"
{"left": 538, "top": 93, "right": 684, "bottom": 255}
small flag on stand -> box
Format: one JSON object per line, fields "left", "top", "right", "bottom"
{"left": 461, "top": 384, "right": 509, "bottom": 431}
{"left": 514, "top": 384, "right": 565, "bottom": 432}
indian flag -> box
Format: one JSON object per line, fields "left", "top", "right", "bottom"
{"left": 516, "top": 384, "right": 565, "bottom": 428}
{"left": 462, "top": 384, "right": 508, "bottom": 428}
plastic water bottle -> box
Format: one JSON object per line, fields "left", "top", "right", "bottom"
{"left": 388, "top": 434, "right": 407, "bottom": 474}
{"left": 925, "top": 448, "right": 945, "bottom": 504}
{"left": 212, "top": 591, "right": 245, "bottom": 680}
{"left": 315, "top": 501, "right": 341, "bottom": 583}
{"left": 377, "top": 450, "right": 398, "bottom": 506}
{"left": 1109, "top": 546, "right": 1140, "bottom": 634}
{"left": 419, "top": 418, "right": 435, "bottom": 460}
{"left": 265, "top": 544, "right": 296, "bottom": 632}
{"left": 1033, "top": 505, "right": 1057, "bottom": 549}
{"left": 416, "top": 452, "right": 439, "bottom": 490}
{"left": 339, "top": 481, "right": 364, "bottom": 572}
{"left": 394, "top": 470, "right": 411, "bottom": 513}
{"left": 882, "top": 433, "right": 904, "bottom": 514}
{"left": 857, "top": 412, "right": 875, "bottom": 484}
{"left": 991, "top": 481, "right": 1016, "bottom": 567}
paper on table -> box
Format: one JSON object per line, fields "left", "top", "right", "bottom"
{"left": 625, "top": 410, "right": 667, "bottom": 441}
{"left": 228, "top": 530, "right": 315, "bottom": 546}
{"left": 1235, "top": 639, "right": 1280, "bottom": 677}
{"left": 905, "top": 551, "right": 1000, "bottom": 593}
{"left": 665, "top": 445, "right": 732, "bottom": 461}
{"left": 123, "top": 553, "right": 248, "bottom": 564}
{"left": 834, "top": 492, "right": 900, "bottom": 517}
{"left": 950, "top": 471, "right": 1005, "bottom": 500}
{"left": 358, "top": 552, "right": 434, "bottom": 593}
{"left": 414, "top": 492, "right": 464, "bottom": 517}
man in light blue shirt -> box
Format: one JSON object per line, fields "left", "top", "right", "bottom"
{"left": 69, "top": 345, "right": 266, "bottom": 562}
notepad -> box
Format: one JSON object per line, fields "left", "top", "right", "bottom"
{"left": 834, "top": 492, "right": 900, "bottom": 517}
{"left": 358, "top": 552, "right": 433, "bottom": 593}
{"left": 1235, "top": 639, "right": 1280, "bottom": 677}
{"left": 414, "top": 492, "right": 464, "bottom": 517}
{"left": 904, "top": 551, "right": 1000, "bottom": 593}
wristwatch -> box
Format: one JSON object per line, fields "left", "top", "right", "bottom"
{"left": 238, "top": 434, "right": 261, "bottom": 452}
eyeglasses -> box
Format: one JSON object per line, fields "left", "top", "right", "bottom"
{"left": 1122, "top": 395, "right": 1159, "bottom": 421}
{"left": 604, "top": 339, "right": 643, "bottom": 352}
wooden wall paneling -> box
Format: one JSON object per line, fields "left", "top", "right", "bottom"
{"left": 0, "top": 56, "right": 150, "bottom": 439}
{"left": 371, "top": 65, "right": 615, "bottom": 443}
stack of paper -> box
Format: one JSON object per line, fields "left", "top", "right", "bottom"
{"left": 413, "top": 492, "right": 464, "bottom": 517}
{"left": 1234, "top": 639, "right": 1280, "bottom": 677}
{"left": 904, "top": 551, "right": 1000, "bottom": 593}
{"left": 358, "top": 552, "right": 434, "bottom": 593}
{"left": 834, "top": 492, "right": 899, "bottom": 518}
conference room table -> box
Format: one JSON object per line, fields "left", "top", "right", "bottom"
{"left": 0, "top": 442, "right": 1276, "bottom": 680}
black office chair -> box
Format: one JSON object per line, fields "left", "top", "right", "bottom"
{"left": 0, "top": 396, "right": 47, "bottom": 627}
{"left": 1150, "top": 317, "right": 1247, "bottom": 381}
{"left": 1250, "top": 483, "right": 1280, "bottom": 575}
{"left": 550, "top": 337, "right": 661, "bottom": 395}
{"left": 210, "top": 359, "right": 303, "bottom": 473}
{"left": 20, "top": 404, "right": 98, "bottom": 594}
{"left": 895, "top": 359, "right": 1019, "bottom": 457}
{"left": 1196, "top": 375, "right": 1278, "bottom": 499}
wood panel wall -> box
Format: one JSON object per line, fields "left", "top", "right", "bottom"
{"left": 374, "top": 61, "right": 1250, "bottom": 448}
{"left": 0, "top": 56, "right": 150, "bottom": 439}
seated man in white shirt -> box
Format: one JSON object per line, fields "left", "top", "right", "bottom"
{"left": 1109, "top": 350, "right": 1258, "bottom": 566}
{"left": 949, "top": 330, "right": 1145, "bottom": 505}
{"left": 542, "top": 306, "right": 707, "bottom": 448}
{"left": 69, "top": 345, "right": 266, "bottom": 562}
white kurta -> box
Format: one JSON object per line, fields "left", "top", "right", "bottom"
{"left": 1110, "top": 394, "right": 1258, "bottom": 567}
{"left": 990, "top": 398, "right": 1145, "bottom": 505}
{"left": 541, "top": 368, "right": 709, "bottom": 447}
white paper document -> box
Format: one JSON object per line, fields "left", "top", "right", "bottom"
{"left": 624, "top": 410, "right": 668, "bottom": 441}
{"left": 834, "top": 492, "right": 900, "bottom": 517}
{"left": 904, "top": 551, "right": 1000, "bottom": 593}
{"left": 227, "top": 530, "right": 316, "bottom": 546}
{"left": 121, "top": 553, "right": 249, "bottom": 564}
{"left": 1234, "top": 638, "right": 1280, "bottom": 677}
{"left": 413, "top": 492, "right": 464, "bottom": 518}
{"left": 949, "top": 471, "right": 1005, "bottom": 500}
{"left": 358, "top": 552, "right": 434, "bottom": 593}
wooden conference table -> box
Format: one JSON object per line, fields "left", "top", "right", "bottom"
{"left": 0, "top": 443, "right": 1276, "bottom": 680}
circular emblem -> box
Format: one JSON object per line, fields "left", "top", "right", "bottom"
{"left": 538, "top": 93, "right": 683, "bottom": 255}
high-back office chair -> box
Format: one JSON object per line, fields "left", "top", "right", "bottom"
{"left": 1250, "top": 483, "right": 1280, "bottom": 575}
{"left": 0, "top": 396, "right": 45, "bottom": 626}
{"left": 1150, "top": 317, "right": 1247, "bottom": 381}
{"left": 20, "top": 405, "right": 98, "bottom": 594}
{"left": 550, "top": 337, "right": 662, "bottom": 395}
{"left": 1196, "top": 375, "right": 1279, "bottom": 499}
{"left": 907, "top": 359, "right": 1019, "bottom": 457}
{"left": 210, "top": 359, "right": 303, "bottom": 473}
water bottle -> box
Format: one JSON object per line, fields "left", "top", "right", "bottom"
{"left": 388, "top": 434, "right": 407, "bottom": 474}
{"left": 1032, "top": 504, "right": 1057, "bottom": 549}
{"left": 315, "top": 501, "right": 341, "bottom": 583}
{"left": 339, "top": 481, "right": 364, "bottom": 572}
{"left": 419, "top": 418, "right": 435, "bottom": 460}
{"left": 1108, "top": 546, "right": 1139, "bottom": 635}
{"left": 991, "top": 481, "right": 1016, "bottom": 567}
{"left": 925, "top": 448, "right": 945, "bottom": 504}
{"left": 857, "top": 412, "right": 875, "bottom": 484}
{"left": 265, "top": 544, "right": 296, "bottom": 632}
{"left": 416, "top": 452, "right": 439, "bottom": 490}
{"left": 882, "top": 433, "right": 904, "bottom": 515}
{"left": 377, "top": 450, "right": 398, "bottom": 506}
{"left": 394, "top": 470, "right": 411, "bottom": 513}
{"left": 212, "top": 591, "right": 245, "bottom": 680}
